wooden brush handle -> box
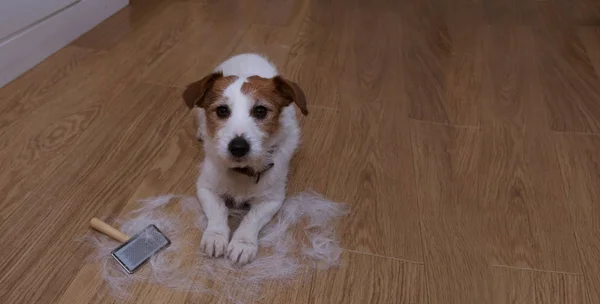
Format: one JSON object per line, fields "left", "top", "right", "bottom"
{"left": 90, "top": 218, "right": 130, "bottom": 243}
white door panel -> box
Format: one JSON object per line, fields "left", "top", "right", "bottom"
{"left": 0, "top": 0, "right": 80, "bottom": 40}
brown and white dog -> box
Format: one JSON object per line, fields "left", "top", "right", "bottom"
{"left": 182, "top": 53, "right": 308, "bottom": 265}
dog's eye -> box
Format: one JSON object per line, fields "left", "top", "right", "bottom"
{"left": 215, "top": 106, "right": 230, "bottom": 119}
{"left": 252, "top": 106, "right": 268, "bottom": 119}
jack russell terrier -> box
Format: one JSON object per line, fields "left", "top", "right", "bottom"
{"left": 182, "top": 53, "right": 308, "bottom": 265}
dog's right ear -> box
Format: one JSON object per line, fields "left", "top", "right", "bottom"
{"left": 182, "top": 72, "right": 223, "bottom": 109}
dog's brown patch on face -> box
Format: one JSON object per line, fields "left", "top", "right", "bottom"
{"left": 241, "top": 76, "right": 291, "bottom": 136}
{"left": 202, "top": 75, "right": 238, "bottom": 137}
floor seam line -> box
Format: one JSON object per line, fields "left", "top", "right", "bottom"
{"left": 408, "top": 118, "right": 480, "bottom": 129}
{"left": 491, "top": 264, "right": 584, "bottom": 276}
{"left": 341, "top": 249, "right": 424, "bottom": 264}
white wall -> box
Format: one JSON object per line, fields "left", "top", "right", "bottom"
{"left": 0, "top": 0, "right": 129, "bottom": 88}
{"left": 0, "top": 0, "right": 80, "bottom": 41}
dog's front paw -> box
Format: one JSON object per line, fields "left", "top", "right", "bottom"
{"left": 227, "top": 237, "right": 258, "bottom": 265}
{"left": 201, "top": 230, "right": 229, "bottom": 258}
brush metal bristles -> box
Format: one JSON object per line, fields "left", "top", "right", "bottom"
{"left": 111, "top": 225, "right": 170, "bottom": 274}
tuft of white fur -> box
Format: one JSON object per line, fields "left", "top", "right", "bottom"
{"left": 85, "top": 191, "right": 347, "bottom": 303}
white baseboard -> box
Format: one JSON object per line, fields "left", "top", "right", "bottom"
{"left": 0, "top": 0, "right": 129, "bottom": 88}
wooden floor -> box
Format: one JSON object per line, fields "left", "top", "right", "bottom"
{"left": 2, "top": 0, "right": 600, "bottom": 303}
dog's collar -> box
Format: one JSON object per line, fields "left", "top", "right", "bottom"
{"left": 231, "top": 163, "right": 274, "bottom": 183}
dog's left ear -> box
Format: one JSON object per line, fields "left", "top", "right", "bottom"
{"left": 273, "top": 76, "right": 308, "bottom": 116}
{"left": 182, "top": 72, "right": 223, "bottom": 109}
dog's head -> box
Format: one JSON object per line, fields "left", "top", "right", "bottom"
{"left": 183, "top": 72, "right": 307, "bottom": 167}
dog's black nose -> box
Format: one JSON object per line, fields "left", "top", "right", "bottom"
{"left": 228, "top": 136, "right": 250, "bottom": 158}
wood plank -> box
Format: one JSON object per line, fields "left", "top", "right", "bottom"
{"left": 0, "top": 3, "right": 194, "bottom": 302}
{"left": 0, "top": 84, "right": 187, "bottom": 303}
{"left": 493, "top": 267, "right": 534, "bottom": 304}
{"left": 229, "top": 24, "right": 295, "bottom": 69}
{"left": 142, "top": 0, "right": 265, "bottom": 88}
{"left": 71, "top": 10, "right": 132, "bottom": 51}
{"left": 339, "top": 7, "right": 395, "bottom": 106}
{"left": 547, "top": 0, "right": 600, "bottom": 26}
{"left": 238, "top": 251, "right": 425, "bottom": 304}
{"left": 479, "top": 26, "right": 580, "bottom": 271}
{"left": 325, "top": 100, "right": 422, "bottom": 261}
{"left": 0, "top": 0, "right": 191, "bottom": 147}
{"left": 481, "top": 0, "right": 537, "bottom": 25}
{"left": 578, "top": 27, "right": 600, "bottom": 83}
{"left": 325, "top": 3, "right": 421, "bottom": 261}
{"left": 535, "top": 25, "right": 600, "bottom": 133}
{"left": 400, "top": 0, "right": 481, "bottom": 126}
{"left": 58, "top": 116, "right": 203, "bottom": 304}
{"left": 70, "top": 0, "right": 169, "bottom": 50}
{"left": 0, "top": 45, "right": 100, "bottom": 137}
{"left": 400, "top": 0, "right": 450, "bottom": 124}
{"left": 254, "top": 0, "right": 303, "bottom": 27}
{"left": 228, "top": 0, "right": 307, "bottom": 70}
{"left": 289, "top": 107, "right": 338, "bottom": 194}
{"left": 412, "top": 112, "right": 583, "bottom": 304}
{"left": 555, "top": 134, "right": 600, "bottom": 303}
{"left": 227, "top": 0, "right": 307, "bottom": 71}
{"left": 442, "top": 1, "right": 484, "bottom": 126}
{"left": 283, "top": 0, "right": 353, "bottom": 109}
{"left": 411, "top": 121, "right": 490, "bottom": 304}
{"left": 492, "top": 267, "right": 587, "bottom": 304}
{"left": 442, "top": 49, "right": 483, "bottom": 126}
{"left": 0, "top": 3, "right": 193, "bottom": 225}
